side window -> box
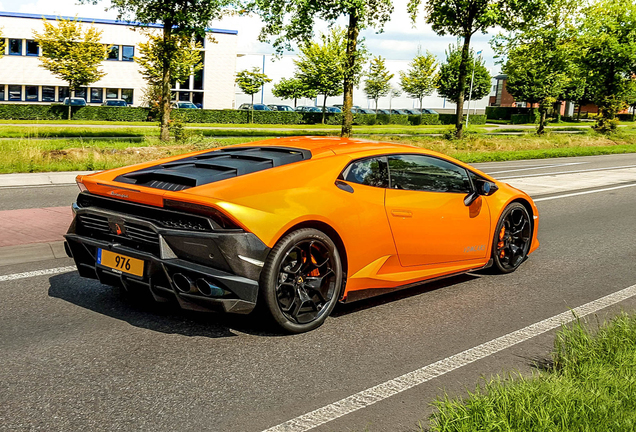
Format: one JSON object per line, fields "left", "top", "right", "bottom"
{"left": 342, "top": 157, "right": 389, "bottom": 188}
{"left": 388, "top": 154, "right": 471, "bottom": 193}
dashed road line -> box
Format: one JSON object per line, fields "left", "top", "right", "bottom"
{"left": 487, "top": 162, "right": 586, "bottom": 175}
{"left": 262, "top": 283, "right": 636, "bottom": 432}
{"left": 0, "top": 266, "right": 76, "bottom": 283}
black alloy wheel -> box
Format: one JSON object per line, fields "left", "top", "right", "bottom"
{"left": 492, "top": 203, "right": 533, "bottom": 274}
{"left": 260, "top": 228, "right": 343, "bottom": 333}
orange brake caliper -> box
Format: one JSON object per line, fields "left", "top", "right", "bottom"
{"left": 498, "top": 227, "right": 506, "bottom": 258}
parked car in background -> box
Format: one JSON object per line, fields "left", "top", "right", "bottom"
{"left": 172, "top": 102, "right": 199, "bottom": 109}
{"left": 390, "top": 109, "right": 409, "bottom": 115}
{"left": 295, "top": 106, "right": 322, "bottom": 113}
{"left": 375, "top": 109, "right": 392, "bottom": 115}
{"left": 333, "top": 104, "right": 361, "bottom": 110}
{"left": 352, "top": 108, "right": 376, "bottom": 114}
{"left": 238, "top": 103, "right": 271, "bottom": 111}
{"left": 102, "top": 99, "right": 128, "bottom": 107}
{"left": 267, "top": 104, "right": 295, "bottom": 112}
{"left": 402, "top": 109, "right": 420, "bottom": 115}
{"left": 62, "top": 97, "right": 87, "bottom": 107}
{"left": 422, "top": 108, "right": 439, "bottom": 115}
{"left": 324, "top": 106, "right": 342, "bottom": 113}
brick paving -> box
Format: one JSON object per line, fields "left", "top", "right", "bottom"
{"left": 0, "top": 206, "right": 72, "bottom": 247}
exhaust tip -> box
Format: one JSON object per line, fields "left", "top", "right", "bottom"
{"left": 196, "top": 278, "right": 225, "bottom": 297}
{"left": 173, "top": 273, "right": 194, "bottom": 293}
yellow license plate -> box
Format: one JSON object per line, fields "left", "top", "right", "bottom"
{"left": 97, "top": 249, "right": 145, "bottom": 277}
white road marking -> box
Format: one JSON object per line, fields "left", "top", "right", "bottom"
{"left": 533, "top": 183, "right": 636, "bottom": 202}
{"left": 0, "top": 266, "right": 76, "bottom": 283}
{"left": 497, "top": 164, "right": 636, "bottom": 180}
{"left": 487, "top": 162, "right": 586, "bottom": 175}
{"left": 262, "top": 284, "right": 636, "bottom": 432}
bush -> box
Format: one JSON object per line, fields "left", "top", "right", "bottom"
{"left": 617, "top": 113, "right": 635, "bottom": 122}
{"left": 0, "top": 104, "right": 150, "bottom": 121}
{"left": 408, "top": 114, "right": 441, "bottom": 125}
{"left": 485, "top": 106, "right": 513, "bottom": 120}
{"left": 0, "top": 104, "right": 65, "bottom": 120}
{"left": 438, "top": 114, "right": 487, "bottom": 125}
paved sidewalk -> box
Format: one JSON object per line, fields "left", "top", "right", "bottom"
{"left": 0, "top": 171, "right": 92, "bottom": 188}
{"left": 0, "top": 206, "right": 73, "bottom": 247}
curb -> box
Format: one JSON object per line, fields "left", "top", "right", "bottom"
{"left": 0, "top": 241, "right": 68, "bottom": 267}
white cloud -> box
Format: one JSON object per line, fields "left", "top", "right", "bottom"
{"left": 13, "top": 0, "right": 117, "bottom": 19}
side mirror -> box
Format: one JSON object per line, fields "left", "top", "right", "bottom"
{"left": 475, "top": 179, "right": 498, "bottom": 197}
{"left": 464, "top": 180, "right": 499, "bottom": 206}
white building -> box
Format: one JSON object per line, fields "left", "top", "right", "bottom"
{"left": 0, "top": 11, "right": 238, "bottom": 109}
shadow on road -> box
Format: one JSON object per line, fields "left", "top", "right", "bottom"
{"left": 332, "top": 273, "right": 481, "bottom": 317}
{"left": 48, "top": 271, "right": 483, "bottom": 337}
{"left": 47, "top": 272, "right": 283, "bottom": 338}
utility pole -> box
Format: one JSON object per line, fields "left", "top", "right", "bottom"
{"left": 466, "top": 50, "right": 482, "bottom": 128}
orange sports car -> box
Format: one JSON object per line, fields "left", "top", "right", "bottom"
{"left": 64, "top": 137, "right": 539, "bottom": 333}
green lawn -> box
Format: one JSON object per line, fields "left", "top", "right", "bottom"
{"left": 429, "top": 312, "right": 636, "bottom": 431}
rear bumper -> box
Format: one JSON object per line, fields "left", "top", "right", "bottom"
{"left": 65, "top": 199, "right": 271, "bottom": 315}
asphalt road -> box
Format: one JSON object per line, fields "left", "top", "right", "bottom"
{"left": 2, "top": 154, "right": 636, "bottom": 431}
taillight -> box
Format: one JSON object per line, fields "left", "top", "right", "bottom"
{"left": 163, "top": 199, "right": 241, "bottom": 230}
{"left": 76, "top": 176, "right": 88, "bottom": 192}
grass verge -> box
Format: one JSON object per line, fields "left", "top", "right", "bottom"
{"left": 429, "top": 312, "right": 636, "bottom": 431}
{"left": 1, "top": 127, "right": 635, "bottom": 173}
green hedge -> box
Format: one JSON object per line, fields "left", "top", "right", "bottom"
{"left": 408, "top": 114, "right": 441, "bottom": 125}
{"left": 486, "top": 106, "right": 539, "bottom": 121}
{"left": 438, "top": 114, "right": 487, "bottom": 125}
{"left": 0, "top": 104, "right": 65, "bottom": 120}
{"left": 511, "top": 111, "right": 540, "bottom": 124}
{"left": 73, "top": 106, "right": 150, "bottom": 122}
{"left": 173, "top": 109, "right": 305, "bottom": 125}
{"left": 617, "top": 113, "right": 635, "bottom": 122}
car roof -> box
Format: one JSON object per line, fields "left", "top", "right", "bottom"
{"left": 226, "top": 136, "right": 437, "bottom": 159}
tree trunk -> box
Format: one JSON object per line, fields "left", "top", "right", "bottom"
{"left": 250, "top": 93, "right": 255, "bottom": 124}
{"left": 160, "top": 22, "right": 173, "bottom": 142}
{"left": 68, "top": 87, "right": 74, "bottom": 121}
{"left": 419, "top": 97, "right": 423, "bottom": 123}
{"left": 538, "top": 108, "right": 547, "bottom": 135}
{"left": 294, "top": 97, "right": 297, "bottom": 108}
{"left": 455, "top": 32, "right": 473, "bottom": 139}
{"left": 322, "top": 94, "right": 328, "bottom": 124}
{"left": 341, "top": 11, "right": 360, "bottom": 138}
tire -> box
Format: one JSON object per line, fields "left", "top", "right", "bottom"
{"left": 259, "top": 228, "right": 343, "bottom": 333}
{"left": 492, "top": 203, "right": 533, "bottom": 274}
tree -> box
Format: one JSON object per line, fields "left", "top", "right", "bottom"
{"left": 408, "top": 0, "right": 551, "bottom": 138}
{"left": 248, "top": 0, "right": 394, "bottom": 137}
{"left": 295, "top": 28, "right": 347, "bottom": 124}
{"left": 236, "top": 67, "right": 272, "bottom": 123}
{"left": 33, "top": 18, "right": 107, "bottom": 120}
{"left": 364, "top": 56, "right": 394, "bottom": 114}
{"left": 399, "top": 49, "right": 437, "bottom": 117}
{"left": 436, "top": 44, "right": 491, "bottom": 124}
{"left": 493, "top": 0, "right": 580, "bottom": 133}
{"left": 136, "top": 32, "right": 203, "bottom": 112}
{"left": 578, "top": 0, "right": 636, "bottom": 132}
{"left": 272, "top": 77, "right": 317, "bottom": 107}
{"left": 83, "top": 0, "right": 237, "bottom": 141}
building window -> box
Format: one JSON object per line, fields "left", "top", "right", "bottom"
{"left": 75, "top": 88, "right": 87, "bottom": 101}
{"left": 26, "top": 40, "right": 39, "bottom": 56}
{"left": 42, "top": 86, "right": 56, "bottom": 102}
{"left": 9, "top": 39, "right": 22, "bottom": 56}
{"left": 107, "top": 45, "right": 119, "bottom": 60}
{"left": 106, "top": 88, "right": 119, "bottom": 99}
{"left": 179, "top": 78, "right": 191, "bottom": 90}
{"left": 58, "top": 87, "right": 69, "bottom": 101}
{"left": 193, "top": 70, "right": 204, "bottom": 90}
{"left": 25, "top": 86, "right": 39, "bottom": 101}
{"left": 121, "top": 88, "right": 133, "bottom": 104}
{"left": 178, "top": 91, "right": 191, "bottom": 101}
{"left": 122, "top": 45, "right": 134, "bottom": 61}
{"left": 195, "top": 34, "right": 205, "bottom": 48}
{"left": 9, "top": 85, "right": 22, "bottom": 101}
{"left": 192, "top": 92, "right": 203, "bottom": 108}
{"left": 0, "top": 85, "right": 5, "bottom": 101}
{"left": 90, "top": 88, "right": 103, "bottom": 103}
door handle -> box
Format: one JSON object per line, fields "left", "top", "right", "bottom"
{"left": 391, "top": 210, "right": 413, "bottom": 218}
